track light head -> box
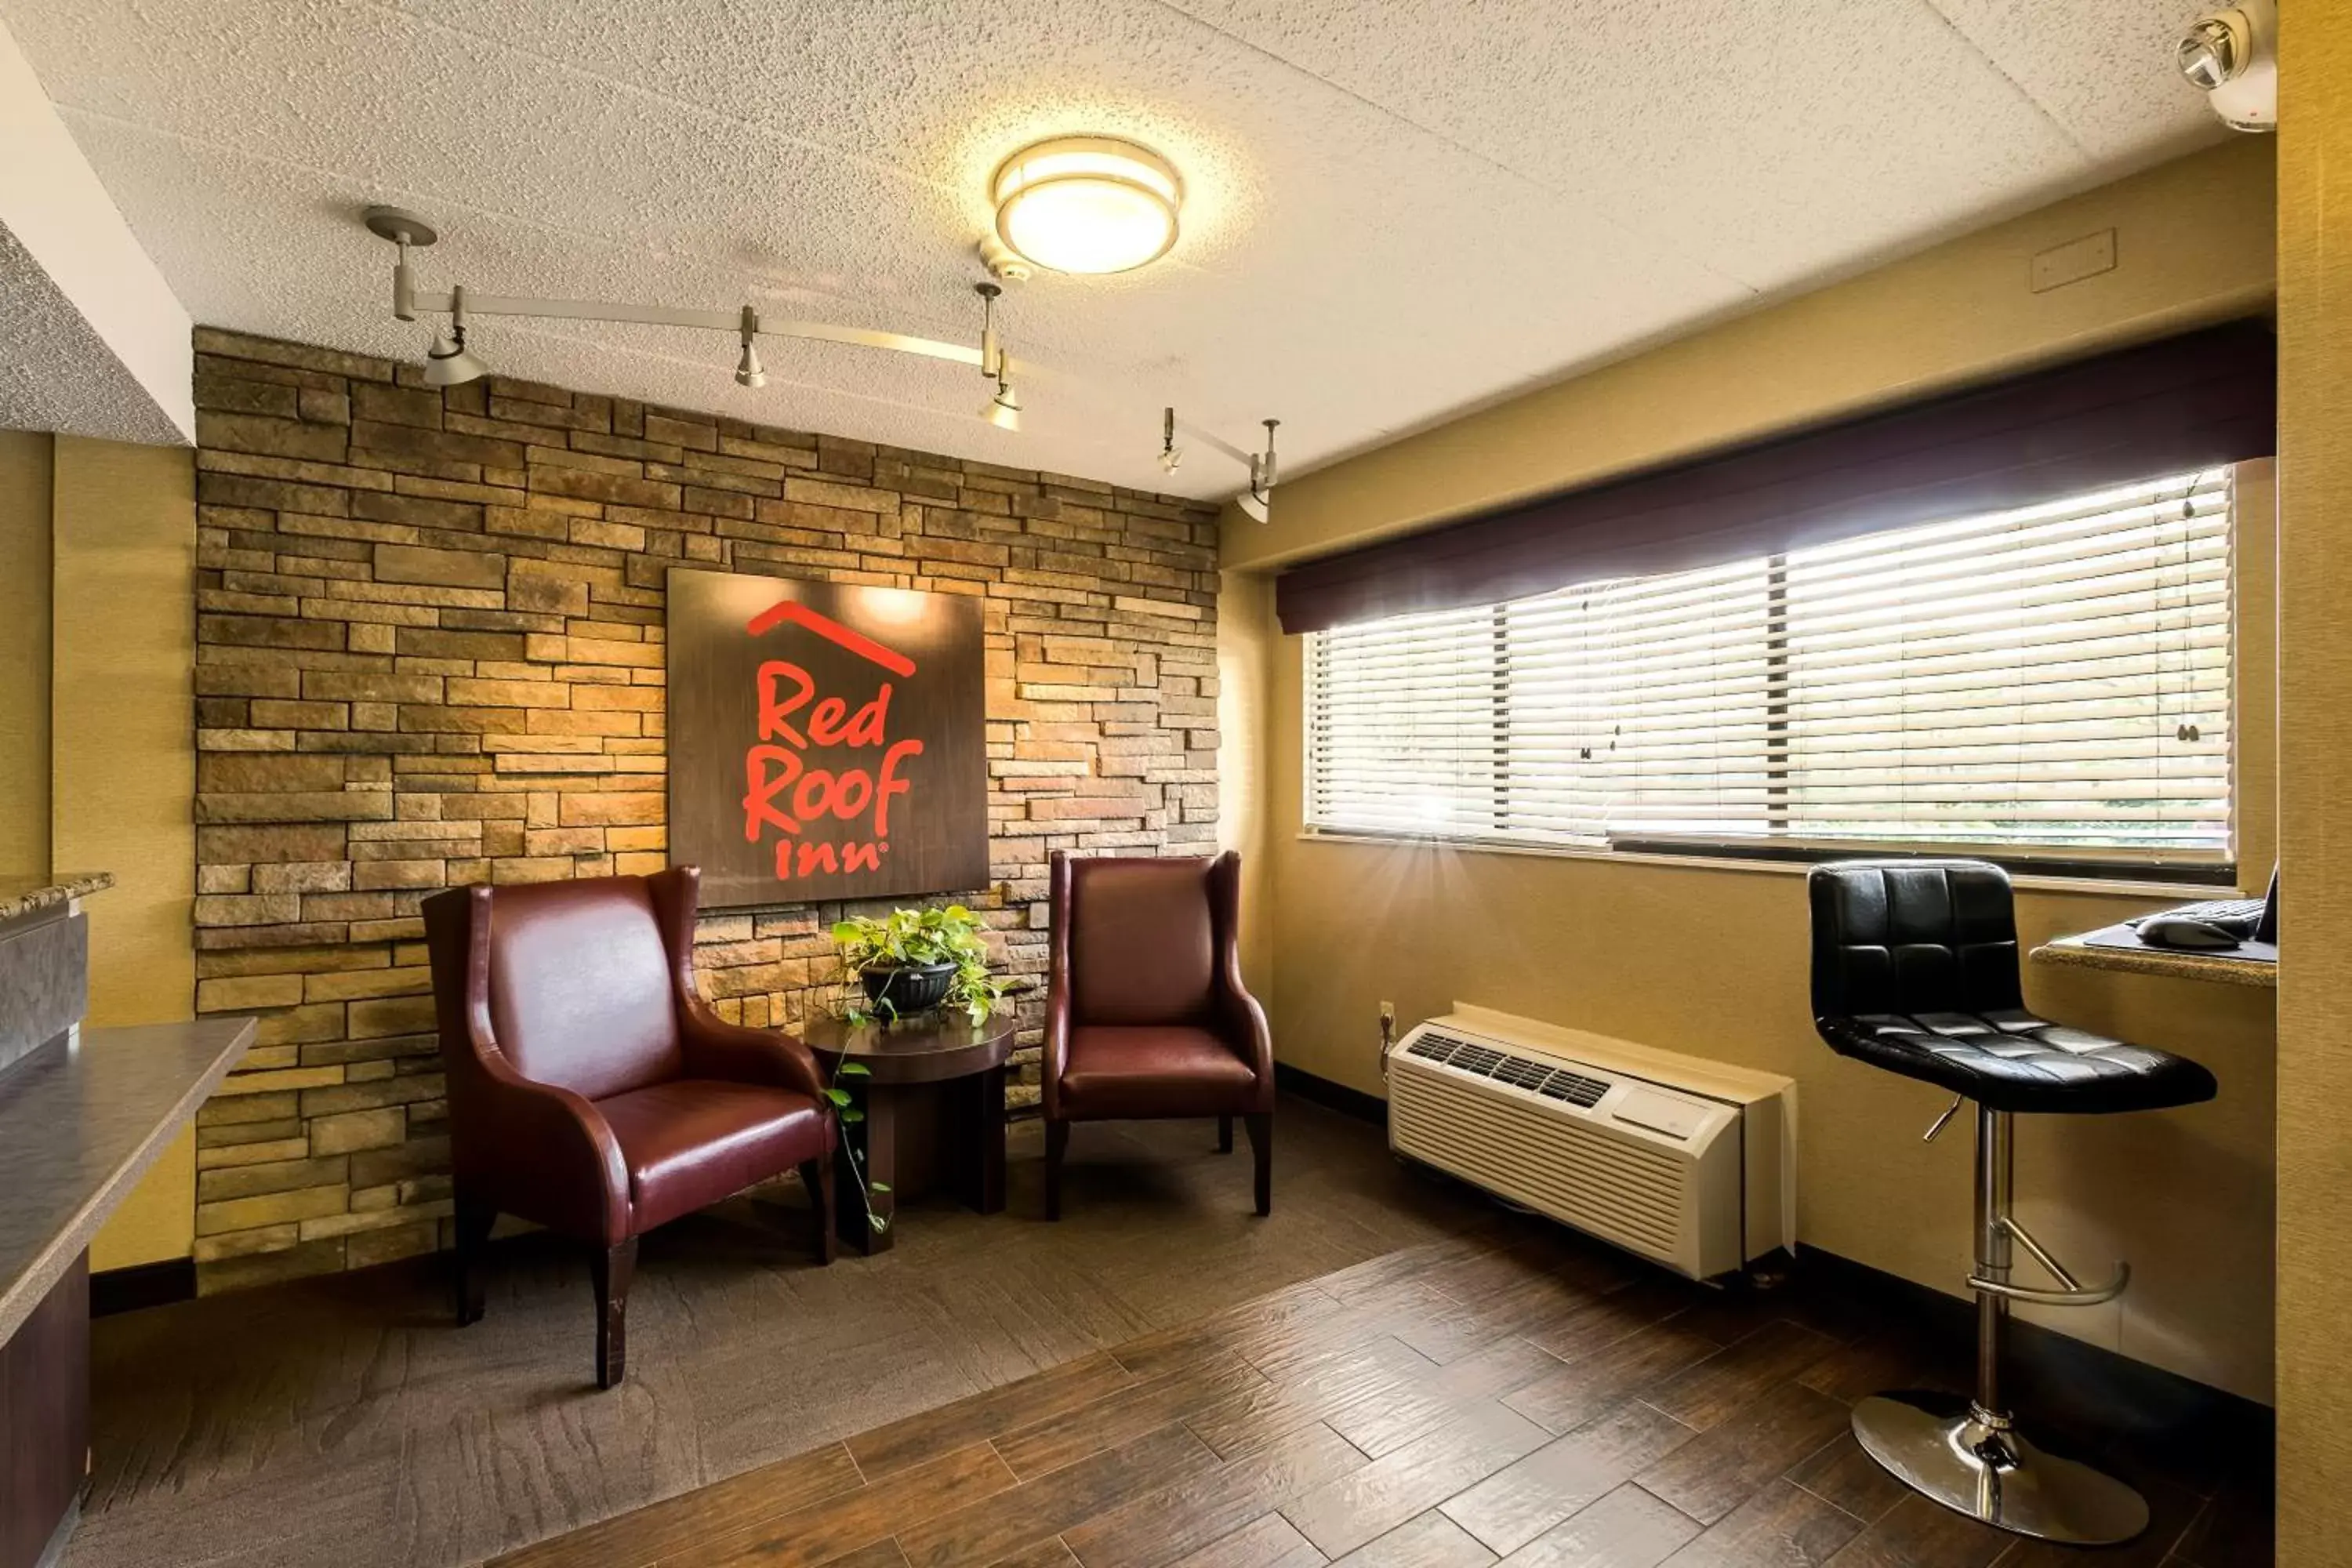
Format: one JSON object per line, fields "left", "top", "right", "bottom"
{"left": 423, "top": 323, "right": 488, "bottom": 387}
{"left": 1159, "top": 406, "right": 1279, "bottom": 517}
{"left": 1240, "top": 419, "right": 1279, "bottom": 522}
{"left": 424, "top": 283, "right": 488, "bottom": 387}
{"left": 983, "top": 375, "right": 1022, "bottom": 432}
{"left": 734, "top": 304, "right": 766, "bottom": 388}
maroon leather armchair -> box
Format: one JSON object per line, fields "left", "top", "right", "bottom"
{"left": 1043, "top": 850, "right": 1274, "bottom": 1218}
{"left": 422, "top": 867, "right": 835, "bottom": 1389}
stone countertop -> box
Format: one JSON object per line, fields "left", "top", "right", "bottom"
{"left": 0, "top": 1016, "right": 253, "bottom": 1345}
{"left": 0, "top": 871, "right": 114, "bottom": 923}
{"left": 2032, "top": 927, "right": 2278, "bottom": 990}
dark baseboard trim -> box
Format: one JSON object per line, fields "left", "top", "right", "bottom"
{"left": 1276, "top": 1062, "right": 1387, "bottom": 1124}
{"left": 90, "top": 1257, "right": 196, "bottom": 1318}
{"left": 31, "top": 1498, "right": 79, "bottom": 1568}
{"left": 1798, "top": 1247, "right": 2272, "bottom": 1441}
{"left": 1007, "top": 1065, "right": 1384, "bottom": 1127}
{"left": 1270, "top": 1063, "right": 2267, "bottom": 1433}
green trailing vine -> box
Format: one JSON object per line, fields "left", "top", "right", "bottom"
{"left": 822, "top": 1058, "right": 891, "bottom": 1234}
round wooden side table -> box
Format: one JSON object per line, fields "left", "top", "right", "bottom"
{"left": 801, "top": 1012, "right": 1015, "bottom": 1255}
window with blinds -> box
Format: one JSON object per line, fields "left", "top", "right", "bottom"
{"left": 1304, "top": 467, "right": 2234, "bottom": 870}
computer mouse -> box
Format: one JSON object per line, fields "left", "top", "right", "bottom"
{"left": 2136, "top": 916, "right": 2243, "bottom": 951}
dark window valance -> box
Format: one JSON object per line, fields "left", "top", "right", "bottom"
{"left": 1274, "top": 319, "right": 2277, "bottom": 636}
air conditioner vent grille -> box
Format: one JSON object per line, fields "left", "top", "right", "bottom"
{"left": 1540, "top": 1073, "right": 1610, "bottom": 1107}
{"left": 1390, "top": 1069, "right": 1686, "bottom": 1258}
{"left": 1450, "top": 1042, "right": 1504, "bottom": 1075}
{"left": 1405, "top": 1029, "right": 1610, "bottom": 1109}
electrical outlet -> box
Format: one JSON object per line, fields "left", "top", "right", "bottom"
{"left": 1379, "top": 1000, "right": 1396, "bottom": 1025}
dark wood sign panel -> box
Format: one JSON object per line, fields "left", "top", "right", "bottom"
{"left": 667, "top": 569, "right": 989, "bottom": 909}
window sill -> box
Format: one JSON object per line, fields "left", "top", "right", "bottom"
{"left": 1292, "top": 829, "right": 2249, "bottom": 901}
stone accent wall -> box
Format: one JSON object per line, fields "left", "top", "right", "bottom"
{"left": 187, "top": 328, "right": 1220, "bottom": 1293}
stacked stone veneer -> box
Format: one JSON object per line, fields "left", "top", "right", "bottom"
{"left": 187, "top": 328, "right": 1221, "bottom": 1292}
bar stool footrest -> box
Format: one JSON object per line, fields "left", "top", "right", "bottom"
{"left": 1852, "top": 1391, "right": 2148, "bottom": 1546}
{"left": 1965, "top": 1269, "right": 2129, "bottom": 1308}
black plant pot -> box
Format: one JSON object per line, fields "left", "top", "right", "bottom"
{"left": 860, "top": 960, "right": 956, "bottom": 1017}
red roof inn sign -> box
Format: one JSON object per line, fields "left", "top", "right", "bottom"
{"left": 666, "top": 568, "right": 989, "bottom": 909}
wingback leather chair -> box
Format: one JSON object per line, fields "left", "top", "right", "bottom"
{"left": 1043, "top": 850, "right": 1274, "bottom": 1218}
{"left": 422, "top": 867, "right": 835, "bottom": 1389}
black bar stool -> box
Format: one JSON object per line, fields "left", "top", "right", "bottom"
{"left": 1806, "top": 859, "right": 2217, "bottom": 1545}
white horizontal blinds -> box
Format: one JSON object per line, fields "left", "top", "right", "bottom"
{"left": 1305, "top": 603, "right": 1502, "bottom": 836}
{"left": 1501, "top": 561, "right": 1773, "bottom": 840}
{"left": 1777, "top": 468, "right": 2232, "bottom": 858}
{"left": 1305, "top": 465, "right": 2234, "bottom": 864}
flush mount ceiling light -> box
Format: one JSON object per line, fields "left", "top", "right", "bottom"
{"left": 988, "top": 136, "right": 1181, "bottom": 276}
{"left": 361, "top": 205, "right": 1023, "bottom": 429}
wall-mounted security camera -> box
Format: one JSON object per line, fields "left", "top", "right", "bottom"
{"left": 2176, "top": 1, "right": 2277, "bottom": 132}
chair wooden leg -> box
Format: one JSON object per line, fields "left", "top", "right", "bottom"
{"left": 591, "top": 1237, "right": 638, "bottom": 1391}
{"left": 1244, "top": 1112, "right": 1273, "bottom": 1217}
{"left": 1045, "top": 1118, "right": 1069, "bottom": 1221}
{"left": 799, "top": 1158, "right": 837, "bottom": 1265}
{"left": 452, "top": 1189, "right": 495, "bottom": 1327}
{"left": 1218, "top": 1113, "right": 1234, "bottom": 1153}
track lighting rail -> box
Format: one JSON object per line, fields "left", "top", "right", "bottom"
{"left": 393, "top": 279, "right": 989, "bottom": 370}
{"left": 1164, "top": 408, "right": 1279, "bottom": 521}
{"left": 364, "top": 205, "right": 1016, "bottom": 426}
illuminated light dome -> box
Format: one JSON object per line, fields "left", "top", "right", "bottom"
{"left": 991, "top": 136, "right": 1181, "bottom": 275}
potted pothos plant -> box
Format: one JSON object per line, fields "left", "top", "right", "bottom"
{"left": 829, "top": 904, "right": 1007, "bottom": 1027}
{"left": 820, "top": 905, "right": 1009, "bottom": 1238}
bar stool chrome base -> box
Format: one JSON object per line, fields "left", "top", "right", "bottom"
{"left": 1853, "top": 1392, "right": 2148, "bottom": 1544}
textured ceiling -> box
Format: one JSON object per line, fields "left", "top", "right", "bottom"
{"left": 0, "top": 224, "right": 186, "bottom": 445}
{"left": 2, "top": 0, "right": 2223, "bottom": 498}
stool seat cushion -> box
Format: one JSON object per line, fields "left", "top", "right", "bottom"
{"left": 1817, "top": 1007, "right": 2217, "bottom": 1115}
{"left": 1809, "top": 859, "right": 2218, "bottom": 1116}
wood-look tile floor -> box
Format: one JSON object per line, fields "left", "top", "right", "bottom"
{"left": 65, "top": 1098, "right": 2268, "bottom": 1568}
{"left": 490, "top": 1220, "right": 2268, "bottom": 1568}
{"left": 64, "top": 1098, "right": 1504, "bottom": 1568}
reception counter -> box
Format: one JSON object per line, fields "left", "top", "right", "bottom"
{"left": 0, "top": 878, "right": 250, "bottom": 1568}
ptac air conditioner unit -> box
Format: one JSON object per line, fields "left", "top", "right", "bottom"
{"left": 1388, "top": 1004, "right": 1795, "bottom": 1281}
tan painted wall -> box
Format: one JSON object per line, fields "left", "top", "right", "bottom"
{"left": 1228, "top": 138, "right": 2276, "bottom": 573}
{"left": 51, "top": 436, "right": 197, "bottom": 1030}
{"left": 0, "top": 431, "right": 53, "bottom": 876}
{"left": 53, "top": 437, "right": 198, "bottom": 1271}
{"left": 0, "top": 433, "right": 198, "bottom": 1271}
{"left": 1233, "top": 146, "right": 2283, "bottom": 1402}
{"left": 1216, "top": 568, "right": 1277, "bottom": 996}
{"left": 2273, "top": 5, "right": 2352, "bottom": 1553}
